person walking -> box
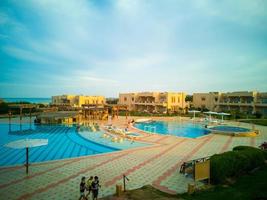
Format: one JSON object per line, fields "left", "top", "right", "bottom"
{"left": 91, "top": 176, "right": 101, "bottom": 200}
{"left": 86, "top": 176, "right": 94, "bottom": 199}
{"left": 79, "top": 177, "right": 88, "bottom": 200}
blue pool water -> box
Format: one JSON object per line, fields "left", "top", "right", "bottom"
{"left": 134, "top": 121, "right": 210, "bottom": 138}
{"left": 209, "top": 126, "right": 250, "bottom": 132}
{"left": 0, "top": 123, "right": 119, "bottom": 166}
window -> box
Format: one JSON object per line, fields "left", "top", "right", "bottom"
{"left": 132, "top": 97, "right": 134, "bottom": 101}
{"left": 201, "top": 97, "right": 206, "bottom": 101}
{"left": 124, "top": 97, "right": 127, "bottom": 101}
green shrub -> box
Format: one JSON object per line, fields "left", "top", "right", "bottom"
{"left": 254, "top": 111, "right": 263, "bottom": 119}
{"left": 0, "top": 102, "right": 9, "bottom": 114}
{"left": 211, "top": 146, "right": 265, "bottom": 184}
{"left": 233, "top": 145, "right": 267, "bottom": 159}
{"left": 233, "top": 146, "right": 254, "bottom": 151}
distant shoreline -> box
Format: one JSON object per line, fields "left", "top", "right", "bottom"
{"left": 1, "top": 98, "right": 51, "bottom": 104}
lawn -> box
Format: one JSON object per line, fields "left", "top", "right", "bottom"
{"left": 239, "top": 119, "right": 267, "bottom": 126}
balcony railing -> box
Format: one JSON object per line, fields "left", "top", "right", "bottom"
{"left": 254, "top": 102, "right": 267, "bottom": 107}
{"left": 215, "top": 102, "right": 253, "bottom": 106}
{"left": 134, "top": 101, "right": 167, "bottom": 106}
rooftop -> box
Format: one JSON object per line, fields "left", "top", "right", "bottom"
{"left": 36, "top": 111, "right": 79, "bottom": 119}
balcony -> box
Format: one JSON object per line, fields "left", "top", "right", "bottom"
{"left": 239, "top": 103, "right": 253, "bottom": 106}
{"left": 137, "top": 93, "right": 155, "bottom": 97}
{"left": 134, "top": 101, "right": 153, "bottom": 105}
{"left": 155, "top": 102, "right": 167, "bottom": 107}
{"left": 134, "top": 101, "right": 167, "bottom": 107}
{"left": 215, "top": 102, "right": 253, "bottom": 106}
{"left": 254, "top": 102, "right": 267, "bottom": 107}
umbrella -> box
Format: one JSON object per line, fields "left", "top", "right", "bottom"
{"left": 203, "top": 111, "right": 218, "bottom": 121}
{"left": 188, "top": 110, "right": 201, "bottom": 119}
{"left": 5, "top": 139, "right": 48, "bottom": 174}
{"left": 216, "top": 112, "right": 230, "bottom": 122}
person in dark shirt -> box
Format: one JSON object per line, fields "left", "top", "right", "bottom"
{"left": 91, "top": 176, "right": 101, "bottom": 200}
{"left": 79, "top": 177, "right": 88, "bottom": 200}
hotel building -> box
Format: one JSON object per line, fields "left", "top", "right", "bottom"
{"left": 193, "top": 91, "right": 267, "bottom": 115}
{"left": 119, "top": 92, "right": 187, "bottom": 113}
{"left": 192, "top": 92, "right": 220, "bottom": 111}
{"left": 52, "top": 95, "right": 106, "bottom": 107}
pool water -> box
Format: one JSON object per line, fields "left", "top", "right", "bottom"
{"left": 0, "top": 123, "right": 145, "bottom": 167}
{"left": 209, "top": 126, "right": 250, "bottom": 132}
{"left": 134, "top": 121, "right": 210, "bottom": 138}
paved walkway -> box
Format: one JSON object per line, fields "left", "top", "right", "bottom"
{"left": 0, "top": 117, "right": 266, "bottom": 200}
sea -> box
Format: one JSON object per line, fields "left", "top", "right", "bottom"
{"left": 2, "top": 98, "right": 51, "bottom": 104}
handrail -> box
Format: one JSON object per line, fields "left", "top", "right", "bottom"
{"left": 180, "top": 156, "right": 210, "bottom": 174}
{"left": 123, "top": 174, "right": 129, "bottom": 191}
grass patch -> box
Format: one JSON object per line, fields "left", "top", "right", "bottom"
{"left": 239, "top": 119, "right": 267, "bottom": 126}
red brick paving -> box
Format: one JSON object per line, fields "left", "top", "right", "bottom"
{"left": 16, "top": 141, "right": 168, "bottom": 200}
{"left": 152, "top": 135, "right": 215, "bottom": 193}
{"left": 105, "top": 138, "right": 187, "bottom": 187}
{"left": 0, "top": 159, "right": 77, "bottom": 189}
{"left": 250, "top": 137, "right": 256, "bottom": 147}
{"left": 220, "top": 136, "right": 233, "bottom": 153}
{"left": 17, "top": 152, "right": 130, "bottom": 200}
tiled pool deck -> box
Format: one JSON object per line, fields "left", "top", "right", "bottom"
{"left": 0, "top": 117, "right": 266, "bottom": 200}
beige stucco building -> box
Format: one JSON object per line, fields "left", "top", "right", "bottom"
{"left": 119, "top": 92, "right": 187, "bottom": 113}
{"left": 52, "top": 95, "right": 105, "bottom": 107}
{"left": 192, "top": 92, "right": 220, "bottom": 111}
{"left": 193, "top": 91, "right": 267, "bottom": 115}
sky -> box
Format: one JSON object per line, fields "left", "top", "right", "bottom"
{"left": 0, "top": 0, "right": 267, "bottom": 98}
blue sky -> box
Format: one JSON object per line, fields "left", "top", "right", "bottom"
{"left": 0, "top": 0, "right": 267, "bottom": 97}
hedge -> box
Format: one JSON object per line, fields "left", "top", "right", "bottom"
{"left": 210, "top": 146, "right": 266, "bottom": 184}
{"left": 233, "top": 145, "right": 267, "bottom": 159}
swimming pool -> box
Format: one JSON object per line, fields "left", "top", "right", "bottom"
{"left": 0, "top": 123, "right": 146, "bottom": 166}
{"left": 134, "top": 121, "right": 210, "bottom": 138}
{"left": 209, "top": 126, "right": 250, "bottom": 132}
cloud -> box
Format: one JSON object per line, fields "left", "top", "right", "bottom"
{"left": 0, "top": 0, "right": 267, "bottom": 97}
{"left": 194, "top": 0, "right": 267, "bottom": 29}
{"left": 2, "top": 46, "right": 56, "bottom": 64}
